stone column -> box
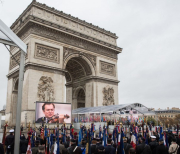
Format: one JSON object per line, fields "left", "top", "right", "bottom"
{"left": 66, "top": 86, "right": 72, "bottom": 103}
{"left": 85, "top": 82, "right": 94, "bottom": 108}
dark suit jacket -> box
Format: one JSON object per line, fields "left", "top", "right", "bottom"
{"left": 149, "top": 141, "right": 158, "bottom": 153}
{"left": 156, "top": 144, "right": 168, "bottom": 154}
{"left": 123, "top": 143, "right": 132, "bottom": 154}
{"left": 0, "top": 143, "right": 4, "bottom": 154}
{"left": 67, "top": 144, "right": 82, "bottom": 154}
{"left": 91, "top": 144, "right": 96, "bottom": 154}
{"left": 5, "top": 134, "right": 14, "bottom": 149}
{"left": 36, "top": 117, "right": 45, "bottom": 123}
{"left": 136, "top": 143, "right": 152, "bottom": 154}
{"left": 105, "top": 145, "right": 116, "bottom": 154}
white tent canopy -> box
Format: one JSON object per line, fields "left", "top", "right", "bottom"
{"left": 72, "top": 103, "right": 155, "bottom": 115}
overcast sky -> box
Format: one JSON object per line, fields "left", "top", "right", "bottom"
{"left": 0, "top": 0, "right": 180, "bottom": 110}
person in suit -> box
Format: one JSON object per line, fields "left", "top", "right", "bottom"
{"left": 96, "top": 138, "right": 101, "bottom": 147}
{"left": 67, "top": 139, "right": 82, "bottom": 154}
{"left": 105, "top": 138, "right": 116, "bottom": 154}
{"left": 5, "top": 129, "right": 14, "bottom": 154}
{"left": 20, "top": 135, "right": 28, "bottom": 154}
{"left": 136, "top": 137, "right": 152, "bottom": 154}
{"left": 149, "top": 136, "right": 158, "bottom": 154}
{"left": 36, "top": 103, "right": 55, "bottom": 123}
{"left": 59, "top": 138, "right": 67, "bottom": 154}
{"left": 156, "top": 138, "right": 168, "bottom": 154}
{"left": 122, "top": 137, "right": 132, "bottom": 154}
{"left": 32, "top": 140, "right": 40, "bottom": 154}
{"left": 91, "top": 138, "right": 97, "bottom": 154}
{"left": 36, "top": 103, "right": 65, "bottom": 123}
{"left": 0, "top": 143, "right": 4, "bottom": 154}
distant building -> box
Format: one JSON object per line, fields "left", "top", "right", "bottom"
{"left": 0, "top": 108, "right": 5, "bottom": 116}
{"left": 146, "top": 107, "right": 180, "bottom": 119}
{"left": 0, "top": 108, "right": 5, "bottom": 129}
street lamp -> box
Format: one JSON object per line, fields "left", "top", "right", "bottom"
{"left": 0, "top": 19, "right": 27, "bottom": 154}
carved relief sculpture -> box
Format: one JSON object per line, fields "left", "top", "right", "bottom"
{"left": 37, "top": 76, "right": 55, "bottom": 102}
{"left": 100, "top": 61, "right": 115, "bottom": 76}
{"left": 102, "top": 86, "right": 115, "bottom": 106}
{"left": 35, "top": 43, "right": 60, "bottom": 63}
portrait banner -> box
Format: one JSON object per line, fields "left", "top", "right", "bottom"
{"left": 35, "top": 101, "right": 71, "bottom": 124}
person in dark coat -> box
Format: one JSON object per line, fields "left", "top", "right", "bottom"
{"left": 20, "top": 135, "right": 28, "bottom": 154}
{"left": 96, "top": 138, "right": 101, "bottom": 147}
{"left": 105, "top": 138, "right": 116, "bottom": 154}
{"left": 149, "top": 136, "right": 158, "bottom": 154}
{"left": 95, "top": 145, "right": 105, "bottom": 154}
{"left": 5, "top": 129, "right": 15, "bottom": 154}
{"left": 136, "top": 137, "right": 152, "bottom": 154}
{"left": 0, "top": 143, "right": 4, "bottom": 154}
{"left": 154, "top": 132, "right": 159, "bottom": 142}
{"left": 79, "top": 139, "right": 86, "bottom": 153}
{"left": 156, "top": 138, "right": 168, "bottom": 154}
{"left": 32, "top": 140, "right": 40, "bottom": 154}
{"left": 67, "top": 139, "right": 82, "bottom": 154}
{"left": 91, "top": 138, "right": 97, "bottom": 154}
{"left": 175, "top": 134, "right": 180, "bottom": 146}
{"left": 168, "top": 132, "right": 174, "bottom": 146}
{"left": 128, "top": 132, "right": 133, "bottom": 144}
{"left": 118, "top": 137, "right": 132, "bottom": 154}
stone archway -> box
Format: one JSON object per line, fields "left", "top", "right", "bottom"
{"left": 5, "top": 1, "right": 121, "bottom": 125}
{"left": 77, "top": 89, "right": 85, "bottom": 108}
{"left": 64, "top": 54, "right": 94, "bottom": 110}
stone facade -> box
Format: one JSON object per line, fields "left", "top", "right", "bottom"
{"left": 5, "top": 0, "right": 122, "bottom": 126}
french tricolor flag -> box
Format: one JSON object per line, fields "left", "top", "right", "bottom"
{"left": 130, "top": 134, "right": 136, "bottom": 149}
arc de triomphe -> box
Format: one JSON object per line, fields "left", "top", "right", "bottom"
{"left": 5, "top": 1, "right": 122, "bottom": 126}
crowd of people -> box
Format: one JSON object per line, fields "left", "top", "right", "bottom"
{"left": 1, "top": 126, "right": 180, "bottom": 154}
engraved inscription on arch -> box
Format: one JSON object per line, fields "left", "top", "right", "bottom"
{"left": 100, "top": 61, "right": 115, "bottom": 76}
{"left": 35, "top": 43, "right": 60, "bottom": 63}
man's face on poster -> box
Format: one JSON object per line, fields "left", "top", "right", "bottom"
{"left": 43, "top": 104, "right": 55, "bottom": 118}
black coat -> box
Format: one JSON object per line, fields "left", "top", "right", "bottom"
{"left": 105, "top": 145, "right": 116, "bottom": 154}
{"left": 67, "top": 144, "right": 82, "bottom": 154}
{"left": 123, "top": 143, "right": 132, "bottom": 154}
{"left": 95, "top": 145, "right": 105, "bottom": 154}
{"left": 36, "top": 117, "right": 45, "bottom": 123}
{"left": 176, "top": 137, "right": 180, "bottom": 146}
{"left": 0, "top": 143, "right": 4, "bottom": 154}
{"left": 156, "top": 144, "right": 168, "bottom": 154}
{"left": 96, "top": 142, "right": 101, "bottom": 147}
{"left": 136, "top": 143, "right": 152, "bottom": 154}
{"left": 5, "top": 134, "right": 14, "bottom": 149}
{"left": 91, "top": 144, "right": 96, "bottom": 154}
{"left": 149, "top": 141, "right": 158, "bottom": 153}
{"left": 20, "top": 138, "right": 28, "bottom": 153}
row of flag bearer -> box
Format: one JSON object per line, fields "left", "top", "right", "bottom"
{"left": 1, "top": 121, "right": 180, "bottom": 154}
